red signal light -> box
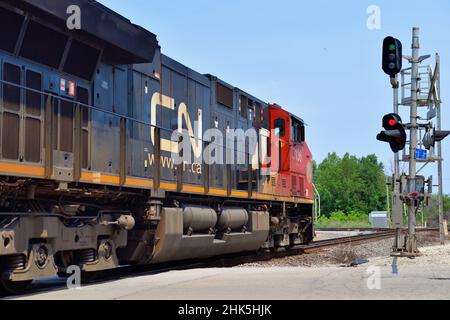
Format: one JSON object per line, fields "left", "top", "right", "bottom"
{"left": 382, "top": 114, "right": 402, "bottom": 129}
{"left": 378, "top": 113, "right": 406, "bottom": 153}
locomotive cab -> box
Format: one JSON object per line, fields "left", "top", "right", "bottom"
{"left": 264, "top": 104, "right": 314, "bottom": 248}
{"left": 267, "top": 104, "right": 313, "bottom": 198}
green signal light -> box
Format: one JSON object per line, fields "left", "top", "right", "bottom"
{"left": 388, "top": 44, "right": 396, "bottom": 51}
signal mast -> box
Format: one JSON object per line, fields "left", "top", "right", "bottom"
{"left": 377, "top": 28, "right": 449, "bottom": 256}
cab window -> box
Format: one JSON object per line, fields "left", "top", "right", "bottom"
{"left": 291, "top": 120, "right": 305, "bottom": 143}
{"left": 274, "top": 118, "right": 285, "bottom": 137}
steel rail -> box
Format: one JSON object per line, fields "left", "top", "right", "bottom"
{"left": 315, "top": 227, "right": 441, "bottom": 233}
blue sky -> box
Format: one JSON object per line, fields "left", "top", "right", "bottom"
{"left": 100, "top": 0, "right": 450, "bottom": 191}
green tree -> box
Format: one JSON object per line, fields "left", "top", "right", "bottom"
{"left": 314, "top": 153, "right": 387, "bottom": 216}
{"left": 423, "top": 195, "right": 450, "bottom": 227}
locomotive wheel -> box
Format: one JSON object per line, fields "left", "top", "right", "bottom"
{"left": 0, "top": 279, "right": 32, "bottom": 296}
{"left": 303, "top": 227, "right": 314, "bottom": 245}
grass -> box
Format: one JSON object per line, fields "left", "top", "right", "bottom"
{"left": 316, "top": 211, "right": 372, "bottom": 229}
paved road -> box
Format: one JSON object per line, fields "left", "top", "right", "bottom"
{"left": 8, "top": 264, "right": 450, "bottom": 300}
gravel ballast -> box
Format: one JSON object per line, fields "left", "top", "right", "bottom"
{"left": 236, "top": 231, "right": 447, "bottom": 268}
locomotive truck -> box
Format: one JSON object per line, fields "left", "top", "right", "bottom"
{"left": 0, "top": 0, "right": 314, "bottom": 293}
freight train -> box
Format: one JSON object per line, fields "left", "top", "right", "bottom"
{"left": 0, "top": 0, "right": 315, "bottom": 293}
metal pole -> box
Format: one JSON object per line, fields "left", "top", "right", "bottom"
{"left": 406, "top": 27, "right": 420, "bottom": 254}
{"left": 386, "top": 176, "right": 391, "bottom": 220}
{"left": 393, "top": 75, "right": 400, "bottom": 178}
{"left": 392, "top": 78, "right": 402, "bottom": 249}
{"left": 391, "top": 75, "right": 404, "bottom": 251}
{"left": 435, "top": 53, "right": 446, "bottom": 245}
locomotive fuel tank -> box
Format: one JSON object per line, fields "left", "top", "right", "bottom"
{"left": 149, "top": 208, "right": 270, "bottom": 264}
{"left": 217, "top": 208, "right": 249, "bottom": 232}
{"left": 182, "top": 206, "right": 217, "bottom": 234}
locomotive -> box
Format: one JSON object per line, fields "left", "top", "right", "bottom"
{"left": 0, "top": 0, "right": 314, "bottom": 293}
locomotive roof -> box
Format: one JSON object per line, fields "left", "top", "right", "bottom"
{"left": 11, "top": 0, "right": 159, "bottom": 64}
{"left": 270, "top": 104, "right": 306, "bottom": 124}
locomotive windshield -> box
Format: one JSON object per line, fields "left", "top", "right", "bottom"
{"left": 274, "top": 118, "right": 286, "bottom": 137}
{"left": 291, "top": 118, "right": 305, "bottom": 143}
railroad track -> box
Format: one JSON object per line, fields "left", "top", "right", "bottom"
{"left": 315, "top": 227, "right": 441, "bottom": 232}
{"left": 300, "top": 230, "right": 397, "bottom": 253}
{"left": 2, "top": 228, "right": 430, "bottom": 299}
{"left": 315, "top": 227, "right": 391, "bottom": 232}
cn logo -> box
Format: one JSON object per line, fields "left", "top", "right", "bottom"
{"left": 150, "top": 93, "right": 203, "bottom": 158}
{"left": 293, "top": 148, "right": 302, "bottom": 163}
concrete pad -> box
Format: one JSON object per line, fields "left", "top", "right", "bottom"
{"left": 10, "top": 263, "right": 450, "bottom": 300}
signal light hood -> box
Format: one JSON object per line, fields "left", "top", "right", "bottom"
{"left": 12, "top": 0, "right": 159, "bottom": 64}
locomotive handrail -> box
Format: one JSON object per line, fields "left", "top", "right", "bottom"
{"left": 313, "top": 184, "right": 321, "bottom": 221}
{"left": 0, "top": 78, "right": 259, "bottom": 155}
{"left": 0, "top": 78, "right": 164, "bottom": 130}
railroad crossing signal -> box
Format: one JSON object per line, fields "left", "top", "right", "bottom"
{"left": 422, "top": 128, "right": 450, "bottom": 150}
{"left": 376, "top": 113, "right": 407, "bottom": 152}
{"left": 382, "top": 29, "right": 448, "bottom": 257}
{"left": 382, "top": 37, "right": 403, "bottom": 77}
